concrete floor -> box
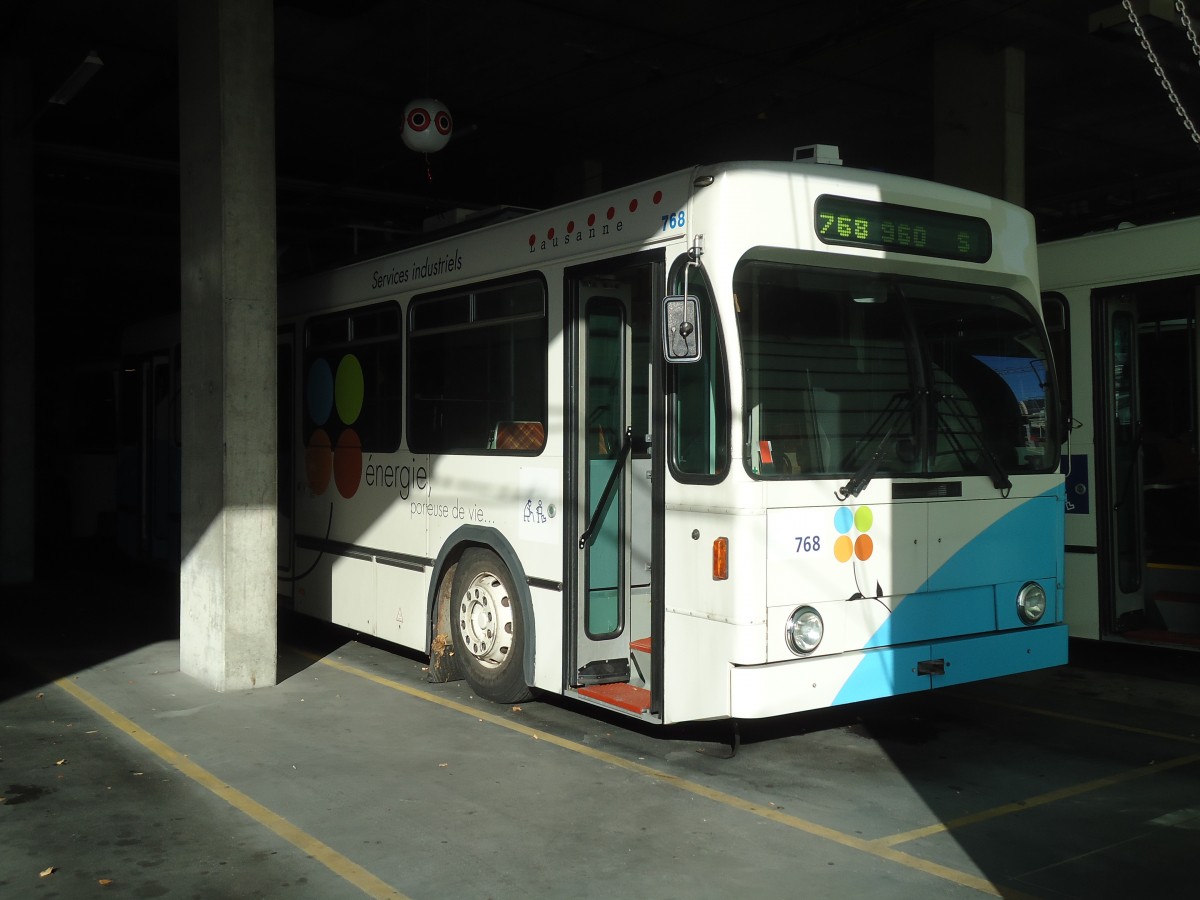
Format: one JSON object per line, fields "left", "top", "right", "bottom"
{"left": 3, "top": 565, "right": 1199, "bottom": 899}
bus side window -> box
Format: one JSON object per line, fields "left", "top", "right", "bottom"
{"left": 409, "top": 278, "right": 547, "bottom": 454}
{"left": 1042, "top": 292, "right": 1071, "bottom": 429}
{"left": 303, "top": 303, "right": 403, "bottom": 455}
{"left": 668, "top": 265, "right": 729, "bottom": 479}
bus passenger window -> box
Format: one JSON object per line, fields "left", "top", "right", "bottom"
{"left": 303, "top": 302, "right": 402, "bottom": 454}
{"left": 1041, "top": 293, "right": 1071, "bottom": 428}
{"left": 408, "top": 278, "right": 547, "bottom": 454}
{"left": 669, "top": 265, "right": 729, "bottom": 478}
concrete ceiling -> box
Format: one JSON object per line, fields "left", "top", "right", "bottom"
{"left": 7, "top": 0, "right": 1200, "bottom": 331}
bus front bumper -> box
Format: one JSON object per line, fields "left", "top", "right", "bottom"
{"left": 729, "top": 623, "right": 1068, "bottom": 719}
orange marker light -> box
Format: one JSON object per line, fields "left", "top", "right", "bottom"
{"left": 713, "top": 537, "right": 729, "bottom": 581}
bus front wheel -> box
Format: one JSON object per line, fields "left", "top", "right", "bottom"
{"left": 450, "top": 548, "right": 533, "bottom": 703}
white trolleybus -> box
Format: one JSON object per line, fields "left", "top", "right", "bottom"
{"left": 278, "top": 147, "right": 1067, "bottom": 725}
{"left": 1040, "top": 215, "right": 1200, "bottom": 649}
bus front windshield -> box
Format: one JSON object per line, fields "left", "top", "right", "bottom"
{"left": 733, "top": 260, "right": 1057, "bottom": 481}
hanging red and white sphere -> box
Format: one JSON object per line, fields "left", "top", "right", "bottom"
{"left": 401, "top": 98, "right": 453, "bottom": 153}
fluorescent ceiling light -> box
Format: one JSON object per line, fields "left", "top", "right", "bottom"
{"left": 49, "top": 52, "right": 104, "bottom": 106}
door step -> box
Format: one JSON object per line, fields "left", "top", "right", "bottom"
{"left": 577, "top": 682, "right": 651, "bottom": 714}
{"left": 629, "top": 637, "right": 652, "bottom": 689}
{"left": 1153, "top": 592, "right": 1200, "bottom": 634}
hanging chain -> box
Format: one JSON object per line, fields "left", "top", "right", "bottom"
{"left": 1122, "top": 0, "right": 1200, "bottom": 146}
{"left": 1179, "top": 0, "right": 1200, "bottom": 66}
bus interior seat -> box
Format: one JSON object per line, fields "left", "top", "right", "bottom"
{"left": 490, "top": 420, "right": 545, "bottom": 451}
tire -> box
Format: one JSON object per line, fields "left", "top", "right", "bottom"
{"left": 450, "top": 548, "right": 533, "bottom": 703}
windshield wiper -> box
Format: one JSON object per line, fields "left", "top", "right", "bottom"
{"left": 836, "top": 428, "right": 893, "bottom": 500}
{"left": 837, "top": 391, "right": 918, "bottom": 501}
{"left": 935, "top": 392, "right": 1012, "bottom": 494}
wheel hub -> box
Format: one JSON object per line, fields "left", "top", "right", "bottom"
{"left": 457, "top": 572, "right": 514, "bottom": 669}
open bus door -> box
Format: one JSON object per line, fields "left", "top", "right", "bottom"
{"left": 1096, "top": 282, "right": 1200, "bottom": 643}
{"left": 1098, "top": 297, "right": 1145, "bottom": 633}
{"left": 568, "top": 256, "right": 658, "bottom": 715}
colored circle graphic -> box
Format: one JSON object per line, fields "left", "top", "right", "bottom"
{"left": 334, "top": 428, "right": 362, "bottom": 498}
{"left": 335, "top": 354, "right": 364, "bottom": 425}
{"left": 834, "top": 534, "right": 854, "bottom": 563}
{"left": 834, "top": 507, "right": 854, "bottom": 534}
{"left": 854, "top": 505, "right": 873, "bottom": 533}
{"left": 306, "top": 428, "right": 332, "bottom": 495}
{"left": 307, "top": 358, "right": 334, "bottom": 426}
{"left": 855, "top": 533, "right": 874, "bottom": 561}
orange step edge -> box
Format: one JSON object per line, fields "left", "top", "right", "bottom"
{"left": 577, "top": 682, "right": 651, "bottom": 714}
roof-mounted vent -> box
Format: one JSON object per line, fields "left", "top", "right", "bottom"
{"left": 793, "top": 144, "right": 842, "bottom": 166}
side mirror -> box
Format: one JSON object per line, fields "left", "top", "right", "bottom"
{"left": 662, "top": 295, "right": 703, "bottom": 363}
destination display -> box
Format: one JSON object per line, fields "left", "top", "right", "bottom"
{"left": 814, "top": 195, "right": 992, "bottom": 262}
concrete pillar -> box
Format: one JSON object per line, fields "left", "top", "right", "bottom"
{"left": 0, "top": 54, "right": 36, "bottom": 585}
{"left": 178, "top": 0, "right": 278, "bottom": 690}
{"left": 934, "top": 42, "right": 1026, "bottom": 206}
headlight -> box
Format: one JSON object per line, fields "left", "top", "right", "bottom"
{"left": 1017, "top": 582, "right": 1047, "bottom": 624}
{"left": 786, "top": 606, "right": 824, "bottom": 654}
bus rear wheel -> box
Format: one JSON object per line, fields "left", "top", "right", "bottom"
{"left": 450, "top": 548, "right": 533, "bottom": 703}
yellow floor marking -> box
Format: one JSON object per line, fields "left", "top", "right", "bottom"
{"left": 54, "top": 676, "right": 409, "bottom": 900}
{"left": 868, "top": 691, "right": 1200, "bottom": 848}
{"left": 962, "top": 694, "right": 1200, "bottom": 746}
{"left": 878, "top": 751, "right": 1200, "bottom": 847}
{"left": 317, "top": 654, "right": 1027, "bottom": 898}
